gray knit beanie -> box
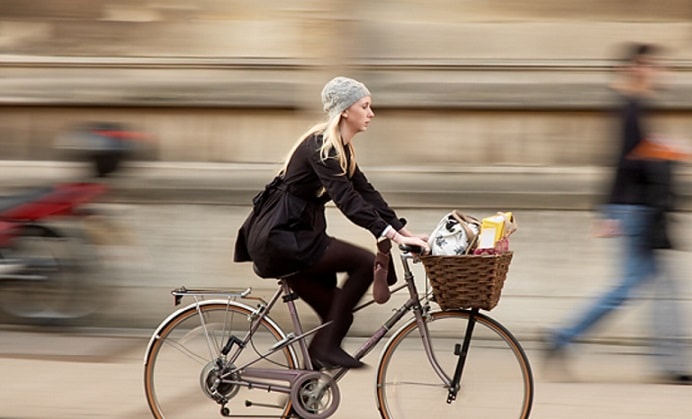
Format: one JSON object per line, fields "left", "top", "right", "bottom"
{"left": 321, "top": 76, "right": 371, "bottom": 120}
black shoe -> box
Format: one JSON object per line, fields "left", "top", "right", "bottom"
{"left": 665, "top": 374, "right": 692, "bottom": 385}
{"left": 309, "top": 346, "right": 364, "bottom": 370}
{"left": 541, "top": 331, "right": 564, "bottom": 361}
{"left": 540, "top": 331, "right": 574, "bottom": 381}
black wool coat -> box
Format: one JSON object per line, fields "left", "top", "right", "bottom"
{"left": 234, "top": 134, "right": 406, "bottom": 278}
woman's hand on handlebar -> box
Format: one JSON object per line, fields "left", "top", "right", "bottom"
{"left": 383, "top": 225, "right": 430, "bottom": 254}
{"left": 397, "top": 227, "right": 429, "bottom": 242}
{"left": 392, "top": 234, "right": 430, "bottom": 255}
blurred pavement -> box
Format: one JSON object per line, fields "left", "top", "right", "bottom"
{"left": 0, "top": 328, "right": 690, "bottom": 419}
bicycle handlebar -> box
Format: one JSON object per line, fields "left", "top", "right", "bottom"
{"left": 398, "top": 244, "right": 427, "bottom": 255}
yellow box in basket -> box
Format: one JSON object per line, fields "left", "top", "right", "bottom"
{"left": 478, "top": 212, "right": 513, "bottom": 249}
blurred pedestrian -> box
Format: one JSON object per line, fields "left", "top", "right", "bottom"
{"left": 234, "top": 76, "right": 429, "bottom": 369}
{"left": 545, "top": 43, "right": 691, "bottom": 384}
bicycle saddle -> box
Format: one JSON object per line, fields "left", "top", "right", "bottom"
{"left": 253, "top": 263, "right": 297, "bottom": 280}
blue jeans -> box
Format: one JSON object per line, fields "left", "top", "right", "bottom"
{"left": 552, "top": 204, "right": 656, "bottom": 348}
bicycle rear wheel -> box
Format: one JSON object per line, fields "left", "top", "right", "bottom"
{"left": 144, "top": 301, "right": 299, "bottom": 418}
{"left": 376, "top": 310, "right": 533, "bottom": 419}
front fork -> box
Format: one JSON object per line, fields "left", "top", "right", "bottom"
{"left": 447, "top": 308, "right": 478, "bottom": 403}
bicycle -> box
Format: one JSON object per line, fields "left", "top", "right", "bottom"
{"left": 0, "top": 122, "right": 144, "bottom": 323}
{"left": 0, "top": 183, "right": 111, "bottom": 322}
{"left": 143, "top": 246, "right": 534, "bottom": 418}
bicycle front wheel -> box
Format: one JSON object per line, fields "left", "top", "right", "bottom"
{"left": 376, "top": 310, "right": 533, "bottom": 419}
{"left": 144, "top": 301, "right": 298, "bottom": 418}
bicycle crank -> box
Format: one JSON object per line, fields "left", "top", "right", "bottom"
{"left": 290, "top": 371, "right": 340, "bottom": 419}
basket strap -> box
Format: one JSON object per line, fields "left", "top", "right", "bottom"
{"left": 496, "top": 212, "right": 518, "bottom": 237}
{"left": 451, "top": 210, "right": 480, "bottom": 254}
{"left": 451, "top": 210, "right": 480, "bottom": 227}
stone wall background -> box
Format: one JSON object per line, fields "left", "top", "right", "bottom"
{"left": 1, "top": 1, "right": 692, "bottom": 167}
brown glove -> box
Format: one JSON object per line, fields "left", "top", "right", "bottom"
{"left": 373, "top": 239, "right": 395, "bottom": 304}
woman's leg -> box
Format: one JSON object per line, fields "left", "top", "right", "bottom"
{"left": 288, "top": 238, "right": 374, "bottom": 368}
{"left": 285, "top": 274, "right": 336, "bottom": 322}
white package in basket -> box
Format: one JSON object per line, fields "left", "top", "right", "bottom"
{"left": 428, "top": 211, "right": 480, "bottom": 256}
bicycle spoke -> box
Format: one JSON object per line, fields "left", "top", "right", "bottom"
{"left": 161, "top": 329, "right": 219, "bottom": 366}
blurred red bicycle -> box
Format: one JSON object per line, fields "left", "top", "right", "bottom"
{"left": 0, "top": 122, "right": 146, "bottom": 323}
{"left": 0, "top": 182, "right": 109, "bottom": 321}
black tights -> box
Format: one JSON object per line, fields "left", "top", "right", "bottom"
{"left": 287, "top": 238, "right": 392, "bottom": 351}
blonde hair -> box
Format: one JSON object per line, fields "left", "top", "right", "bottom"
{"left": 279, "top": 113, "right": 356, "bottom": 177}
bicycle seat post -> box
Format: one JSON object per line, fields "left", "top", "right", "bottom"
{"left": 279, "top": 279, "right": 311, "bottom": 368}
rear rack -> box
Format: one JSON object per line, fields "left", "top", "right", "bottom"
{"left": 171, "top": 286, "right": 252, "bottom": 306}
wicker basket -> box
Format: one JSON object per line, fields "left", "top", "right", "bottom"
{"left": 420, "top": 252, "right": 513, "bottom": 311}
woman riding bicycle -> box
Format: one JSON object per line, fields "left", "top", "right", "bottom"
{"left": 234, "top": 76, "right": 429, "bottom": 369}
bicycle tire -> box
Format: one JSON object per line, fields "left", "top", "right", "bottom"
{"left": 376, "top": 310, "right": 533, "bottom": 419}
{"left": 0, "top": 223, "right": 106, "bottom": 322}
{"left": 144, "top": 300, "right": 299, "bottom": 418}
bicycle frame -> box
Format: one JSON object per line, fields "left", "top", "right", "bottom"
{"left": 166, "top": 250, "right": 466, "bottom": 397}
